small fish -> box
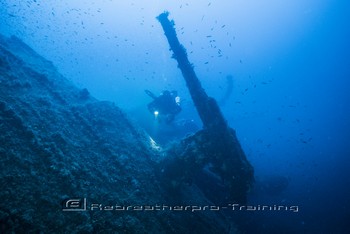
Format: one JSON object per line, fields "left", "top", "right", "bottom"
{"left": 221, "top": 25, "right": 226, "bottom": 28}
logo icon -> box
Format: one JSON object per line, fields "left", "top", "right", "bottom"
{"left": 62, "top": 198, "right": 87, "bottom": 211}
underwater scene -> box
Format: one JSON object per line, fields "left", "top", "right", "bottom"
{"left": 0, "top": 0, "right": 349, "bottom": 233}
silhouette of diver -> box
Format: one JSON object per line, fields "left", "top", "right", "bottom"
{"left": 219, "top": 75, "right": 233, "bottom": 106}
{"left": 145, "top": 89, "right": 181, "bottom": 124}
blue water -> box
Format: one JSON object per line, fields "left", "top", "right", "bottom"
{"left": 1, "top": 0, "right": 349, "bottom": 233}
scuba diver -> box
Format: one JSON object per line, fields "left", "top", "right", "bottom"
{"left": 145, "top": 89, "right": 181, "bottom": 124}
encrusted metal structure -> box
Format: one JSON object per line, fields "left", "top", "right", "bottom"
{"left": 157, "top": 12, "right": 254, "bottom": 204}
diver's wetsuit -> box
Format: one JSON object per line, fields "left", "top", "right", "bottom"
{"left": 147, "top": 91, "right": 181, "bottom": 123}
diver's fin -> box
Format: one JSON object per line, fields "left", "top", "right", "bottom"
{"left": 145, "top": 89, "right": 157, "bottom": 99}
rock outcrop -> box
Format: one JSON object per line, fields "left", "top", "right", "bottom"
{"left": 0, "top": 35, "right": 238, "bottom": 233}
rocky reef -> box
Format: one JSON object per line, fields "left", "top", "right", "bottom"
{"left": 0, "top": 35, "right": 240, "bottom": 233}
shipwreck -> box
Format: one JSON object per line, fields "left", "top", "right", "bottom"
{"left": 157, "top": 12, "right": 254, "bottom": 204}
{"left": 0, "top": 11, "right": 254, "bottom": 233}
